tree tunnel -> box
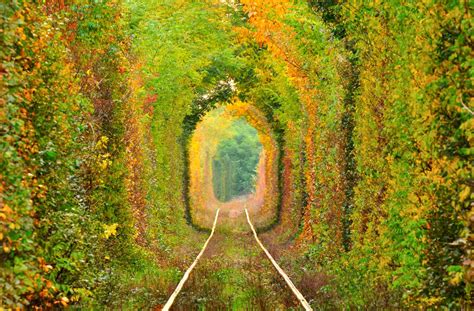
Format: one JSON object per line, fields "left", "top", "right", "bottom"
{"left": 212, "top": 118, "right": 262, "bottom": 203}
{"left": 185, "top": 102, "right": 280, "bottom": 230}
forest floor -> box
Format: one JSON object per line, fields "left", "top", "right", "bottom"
{"left": 168, "top": 213, "right": 302, "bottom": 310}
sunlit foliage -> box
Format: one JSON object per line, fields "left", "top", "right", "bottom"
{"left": 1, "top": 0, "right": 471, "bottom": 308}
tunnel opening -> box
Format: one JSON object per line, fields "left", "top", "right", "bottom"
{"left": 212, "top": 119, "right": 262, "bottom": 202}
{"left": 186, "top": 102, "right": 279, "bottom": 230}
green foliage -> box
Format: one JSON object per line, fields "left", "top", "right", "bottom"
{"left": 213, "top": 119, "right": 262, "bottom": 201}
{"left": 1, "top": 0, "right": 471, "bottom": 309}
{"left": 1, "top": 1, "right": 156, "bottom": 308}
{"left": 1, "top": 2, "right": 92, "bottom": 307}
{"left": 305, "top": 0, "right": 473, "bottom": 307}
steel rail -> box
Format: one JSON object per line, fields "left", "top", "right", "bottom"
{"left": 162, "top": 209, "right": 220, "bottom": 311}
{"left": 245, "top": 208, "right": 313, "bottom": 311}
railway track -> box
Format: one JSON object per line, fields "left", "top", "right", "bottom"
{"left": 162, "top": 209, "right": 312, "bottom": 311}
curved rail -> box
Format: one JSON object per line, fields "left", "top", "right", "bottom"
{"left": 162, "top": 209, "right": 220, "bottom": 311}
{"left": 245, "top": 208, "right": 313, "bottom": 311}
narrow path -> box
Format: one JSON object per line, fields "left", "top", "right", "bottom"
{"left": 169, "top": 213, "right": 301, "bottom": 310}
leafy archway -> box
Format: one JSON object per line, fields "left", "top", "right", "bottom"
{"left": 185, "top": 102, "right": 280, "bottom": 230}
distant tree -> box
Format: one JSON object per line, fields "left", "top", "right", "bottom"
{"left": 213, "top": 119, "right": 262, "bottom": 201}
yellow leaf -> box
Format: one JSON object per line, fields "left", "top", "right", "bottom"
{"left": 2, "top": 205, "right": 12, "bottom": 213}
{"left": 459, "top": 186, "right": 471, "bottom": 202}
{"left": 60, "top": 296, "right": 69, "bottom": 307}
{"left": 102, "top": 223, "right": 118, "bottom": 239}
{"left": 449, "top": 272, "right": 463, "bottom": 286}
